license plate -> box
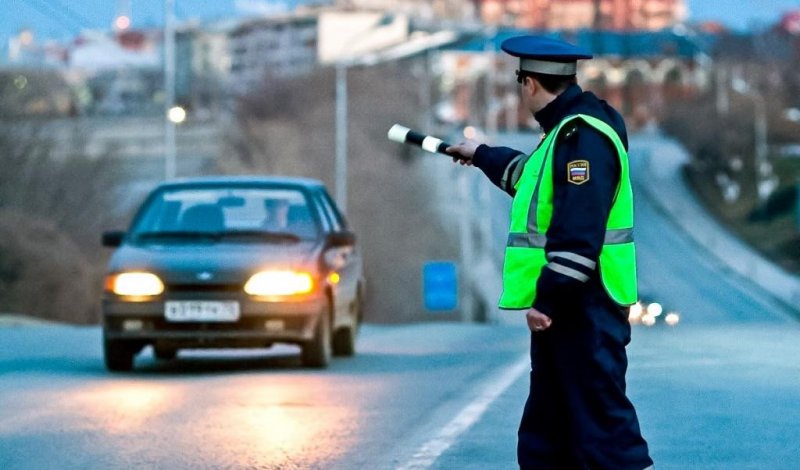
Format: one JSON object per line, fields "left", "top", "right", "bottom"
{"left": 164, "top": 301, "right": 240, "bottom": 322}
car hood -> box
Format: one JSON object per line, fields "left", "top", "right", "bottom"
{"left": 108, "top": 241, "right": 322, "bottom": 284}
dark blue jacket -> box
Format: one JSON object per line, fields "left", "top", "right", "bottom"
{"left": 473, "top": 84, "right": 628, "bottom": 316}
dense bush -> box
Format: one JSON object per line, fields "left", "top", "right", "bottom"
{"left": 0, "top": 209, "right": 99, "bottom": 323}
{"left": 662, "top": 89, "right": 800, "bottom": 274}
{"left": 0, "top": 119, "right": 122, "bottom": 324}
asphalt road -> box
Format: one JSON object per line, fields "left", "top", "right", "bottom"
{"left": 2, "top": 133, "right": 800, "bottom": 469}
{"left": 429, "top": 132, "right": 800, "bottom": 469}
{"left": 0, "top": 323, "right": 530, "bottom": 470}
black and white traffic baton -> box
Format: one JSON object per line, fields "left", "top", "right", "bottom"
{"left": 387, "top": 124, "right": 464, "bottom": 160}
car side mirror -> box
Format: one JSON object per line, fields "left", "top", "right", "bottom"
{"left": 102, "top": 230, "right": 126, "bottom": 247}
{"left": 327, "top": 230, "right": 355, "bottom": 247}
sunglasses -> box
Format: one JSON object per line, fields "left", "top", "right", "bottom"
{"left": 515, "top": 70, "right": 530, "bottom": 85}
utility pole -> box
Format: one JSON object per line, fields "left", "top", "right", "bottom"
{"left": 332, "top": 14, "right": 396, "bottom": 215}
{"left": 716, "top": 66, "right": 729, "bottom": 115}
{"left": 733, "top": 78, "right": 772, "bottom": 201}
{"left": 480, "top": 27, "right": 496, "bottom": 322}
{"left": 592, "top": 0, "right": 603, "bottom": 30}
{"left": 335, "top": 62, "right": 348, "bottom": 213}
{"left": 418, "top": 50, "right": 432, "bottom": 134}
{"left": 484, "top": 26, "right": 497, "bottom": 141}
{"left": 457, "top": 169, "right": 474, "bottom": 322}
{"left": 164, "top": 0, "right": 176, "bottom": 180}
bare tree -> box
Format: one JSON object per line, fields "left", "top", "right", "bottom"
{"left": 0, "top": 76, "right": 126, "bottom": 323}
{"left": 219, "top": 60, "right": 460, "bottom": 322}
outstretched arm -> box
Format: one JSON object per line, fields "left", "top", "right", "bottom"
{"left": 446, "top": 141, "right": 527, "bottom": 196}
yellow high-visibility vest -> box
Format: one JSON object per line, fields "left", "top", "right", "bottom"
{"left": 499, "top": 114, "right": 637, "bottom": 309}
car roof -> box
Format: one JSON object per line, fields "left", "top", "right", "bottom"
{"left": 154, "top": 175, "right": 326, "bottom": 191}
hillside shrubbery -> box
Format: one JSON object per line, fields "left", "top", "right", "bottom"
{"left": 0, "top": 59, "right": 459, "bottom": 324}
{"left": 220, "top": 62, "right": 459, "bottom": 323}
{"left": 662, "top": 90, "right": 800, "bottom": 274}
{"left": 0, "top": 116, "right": 123, "bottom": 323}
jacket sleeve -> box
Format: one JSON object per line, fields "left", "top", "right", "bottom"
{"left": 532, "top": 123, "right": 621, "bottom": 317}
{"left": 472, "top": 144, "right": 527, "bottom": 196}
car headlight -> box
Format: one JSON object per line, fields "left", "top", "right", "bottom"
{"left": 244, "top": 270, "right": 314, "bottom": 296}
{"left": 106, "top": 272, "right": 165, "bottom": 297}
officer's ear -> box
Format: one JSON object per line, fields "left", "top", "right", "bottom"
{"left": 529, "top": 75, "right": 543, "bottom": 93}
{"left": 523, "top": 75, "right": 538, "bottom": 96}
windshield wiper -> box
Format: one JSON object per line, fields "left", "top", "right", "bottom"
{"left": 217, "top": 230, "right": 303, "bottom": 242}
{"left": 135, "top": 231, "right": 220, "bottom": 240}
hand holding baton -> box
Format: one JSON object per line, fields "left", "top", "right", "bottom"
{"left": 388, "top": 124, "right": 477, "bottom": 165}
{"left": 387, "top": 124, "right": 453, "bottom": 154}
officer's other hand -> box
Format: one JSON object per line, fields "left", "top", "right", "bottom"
{"left": 526, "top": 308, "right": 552, "bottom": 332}
{"left": 445, "top": 141, "right": 479, "bottom": 166}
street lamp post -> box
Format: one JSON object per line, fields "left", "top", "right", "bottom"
{"left": 164, "top": 0, "right": 176, "bottom": 180}
{"left": 732, "top": 78, "right": 774, "bottom": 201}
{"left": 783, "top": 108, "right": 800, "bottom": 231}
{"left": 330, "top": 21, "right": 455, "bottom": 215}
{"left": 330, "top": 13, "right": 399, "bottom": 214}
{"left": 672, "top": 24, "right": 726, "bottom": 114}
{"left": 335, "top": 61, "right": 349, "bottom": 213}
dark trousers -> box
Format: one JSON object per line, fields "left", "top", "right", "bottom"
{"left": 517, "top": 282, "right": 653, "bottom": 470}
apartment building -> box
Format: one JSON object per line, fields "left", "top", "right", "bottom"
{"left": 481, "top": 0, "right": 686, "bottom": 31}
{"left": 228, "top": 13, "right": 319, "bottom": 94}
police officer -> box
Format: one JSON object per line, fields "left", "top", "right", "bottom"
{"left": 446, "top": 36, "right": 654, "bottom": 470}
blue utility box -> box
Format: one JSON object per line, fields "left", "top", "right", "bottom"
{"left": 423, "top": 261, "right": 458, "bottom": 311}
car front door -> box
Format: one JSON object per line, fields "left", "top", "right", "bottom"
{"left": 314, "top": 189, "right": 360, "bottom": 329}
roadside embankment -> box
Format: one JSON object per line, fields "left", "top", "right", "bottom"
{"left": 631, "top": 130, "right": 800, "bottom": 317}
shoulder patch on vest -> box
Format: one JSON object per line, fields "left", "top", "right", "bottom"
{"left": 567, "top": 160, "right": 590, "bottom": 185}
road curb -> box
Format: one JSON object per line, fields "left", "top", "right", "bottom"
{"left": 631, "top": 131, "right": 800, "bottom": 315}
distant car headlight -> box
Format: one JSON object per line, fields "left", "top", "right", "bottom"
{"left": 244, "top": 270, "right": 314, "bottom": 296}
{"left": 106, "top": 272, "right": 165, "bottom": 297}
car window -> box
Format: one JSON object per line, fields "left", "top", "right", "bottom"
{"left": 312, "top": 191, "right": 336, "bottom": 232}
{"left": 131, "top": 187, "right": 320, "bottom": 239}
{"left": 319, "top": 189, "right": 347, "bottom": 229}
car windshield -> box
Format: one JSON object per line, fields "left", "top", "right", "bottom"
{"left": 130, "top": 187, "right": 319, "bottom": 241}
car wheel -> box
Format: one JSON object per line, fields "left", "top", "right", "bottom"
{"left": 301, "top": 305, "right": 332, "bottom": 368}
{"left": 104, "top": 338, "right": 135, "bottom": 372}
{"left": 333, "top": 296, "right": 359, "bottom": 357}
{"left": 154, "top": 346, "right": 177, "bottom": 361}
{"left": 332, "top": 326, "right": 356, "bottom": 357}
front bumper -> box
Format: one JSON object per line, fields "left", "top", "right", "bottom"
{"left": 102, "top": 292, "right": 325, "bottom": 348}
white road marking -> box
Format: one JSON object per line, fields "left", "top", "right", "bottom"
{"left": 396, "top": 354, "right": 530, "bottom": 470}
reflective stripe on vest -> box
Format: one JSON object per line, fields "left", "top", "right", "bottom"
{"left": 507, "top": 228, "right": 634, "bottom": 248}
{"left": 498, "top": 114, "right": 637, "bottom": 310}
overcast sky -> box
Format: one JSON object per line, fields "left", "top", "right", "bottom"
{"left": 1, "top": 0, "right": 798, "bottom": 45}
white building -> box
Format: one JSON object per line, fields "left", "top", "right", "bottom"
{"left": 176, "top": 21, "right": 234, "bottom": 111}
{"left": 335, "top": 0, "right": 476, "bottom": 20}
{"left": 69, "top": 30, "right": 161, "bottom": 71}
{"left": 7, "top": 29, "right": 67, "bottom": 68}
{"left": 228, "top": 13, "right": 319, "bottom": 94}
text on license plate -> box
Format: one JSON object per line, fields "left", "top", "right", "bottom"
{"left": 164, "top": 301, "right": 240, "bottom": 322}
